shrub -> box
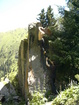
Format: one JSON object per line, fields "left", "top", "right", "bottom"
{"left": 29, "top": 91, "right": 47, "bottom": 105}
{"left": 52, "top": 85, "right": 79, "bottom": 105}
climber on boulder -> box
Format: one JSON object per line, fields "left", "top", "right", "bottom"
{"left": 46, "top": 57, "right": 57, "bottom": 94}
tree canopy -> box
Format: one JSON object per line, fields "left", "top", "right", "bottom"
{"left": 37, "top": 1, "right": 79, "bottom": 80}
{"left": 37, "top": 5, "right": 56, "bottom": 27}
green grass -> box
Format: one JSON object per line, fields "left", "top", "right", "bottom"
{"left": 0, "top": 28, "right": 28, "bottom": 105}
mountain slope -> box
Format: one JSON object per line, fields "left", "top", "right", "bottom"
{"left": 0, "top": 28, "right": 28, "bottom": 79}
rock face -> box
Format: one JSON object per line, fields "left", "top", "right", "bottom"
{"left": 29, "top": 43, "right": 47, "bottom": 93}
{"left": 18, "top": 22, "right": 49, "bottom": 100}
{"left": 18, "top": 39, "right": 29, "bottom": 99}
{"left": 0, "top": 78, "right": 16, "bottom": 102}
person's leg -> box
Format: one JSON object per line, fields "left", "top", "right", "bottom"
{"left": 51, "top": 78, "right": 57, "bottom": 94}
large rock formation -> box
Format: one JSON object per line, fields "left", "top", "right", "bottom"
{"left": 18, "top": 22, "right": 50, "bottom": 101}
{"left": 18, "top": 39, "right": 29, "bottom": 100}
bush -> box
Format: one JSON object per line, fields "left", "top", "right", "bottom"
{"left": 75, "top": 74, "right": 79, "bottom": 82}
{"left": 29, "top": 91, "right": 47, "bottom": 105}
{"left": 52, "top": 85, "right": 79, "bottom": 105}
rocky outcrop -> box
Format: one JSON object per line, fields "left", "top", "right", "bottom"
{"left": 0, "top": 78, "right": 17, "bottom": 103}
{"left": 18, "top": 39, "right": 29, "bottom": 99}
{"left": 29, "top": 43, "right": 47, "bottom": 93}
{"left": 18, "top": 22, "right": 50, "bottom": 100}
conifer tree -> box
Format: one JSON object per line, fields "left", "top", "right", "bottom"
{"left": 37, "top": 9, "right": 46, "bottom": 27}
{"left": 37, "top": 6, "right": 56, "bottom": 27}
{"left": 45, "top": 6, "right": 55, "bottom": 27}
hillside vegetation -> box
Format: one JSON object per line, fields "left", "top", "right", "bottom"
{"left": 0, "top": 28, "right": 27, "bottom": 80}
{"left": 52, "top": 84, "right": 79, "bottom": 105}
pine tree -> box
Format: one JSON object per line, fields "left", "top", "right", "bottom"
{"left": 45, "top": 5, "right": 56, "bottom": 27}
{"left": 52, "top": 0, "right": 79, "bottom": 78}
{"left": 37, "top": 9, "right": 46, "bottom": 27}
{"left": 37, "top": 6, "right": 56, "bottom": 28}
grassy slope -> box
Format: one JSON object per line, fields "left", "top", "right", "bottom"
{"left": 0, "top": 28, "right": 28, "bottom": 80}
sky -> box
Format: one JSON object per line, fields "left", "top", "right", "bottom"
{"left": 0, "top": 0, "right": 67, "bottom": 32}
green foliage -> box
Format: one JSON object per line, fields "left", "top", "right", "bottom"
{"left": 0, "top": 28, "right": 27, "bottom": 79}
{"left": 0, "top": 28, "right": 28, "bottom": 104}
{"left": 29, "top": 91, "right": 47, "bottom": 105}
{"left": 37, "top": 8, "right": 46, "bottom": 27}
{"left": 37, "top": 5, "right": 56, "bottom": 27}
{"left": 45, "top": 90, "right": 52, "bottom": 98}
{"left": 52, "top": 85, "right": 79, "bottom": 105}
{"left": 75, "top": 74, "right": 79, "bottom": 81}
{"left": 45, "top": 0, "right": 79, "bottom": 82}
{"left": 59, "top": 0, "right": 79, "bottom": 75}
{"left": 46, "top": 6, "right": 56, "bottom": 27}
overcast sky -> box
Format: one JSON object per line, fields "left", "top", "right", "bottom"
{"left": 0, "top": 0, "right": 67, "bottom": 32}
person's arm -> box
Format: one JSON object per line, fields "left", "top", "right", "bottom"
{"left": 49, "top": 59, "right": 54, "bottom": 66}
{"left": 46, "top": 57, "right": 50, "bottom": 67}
